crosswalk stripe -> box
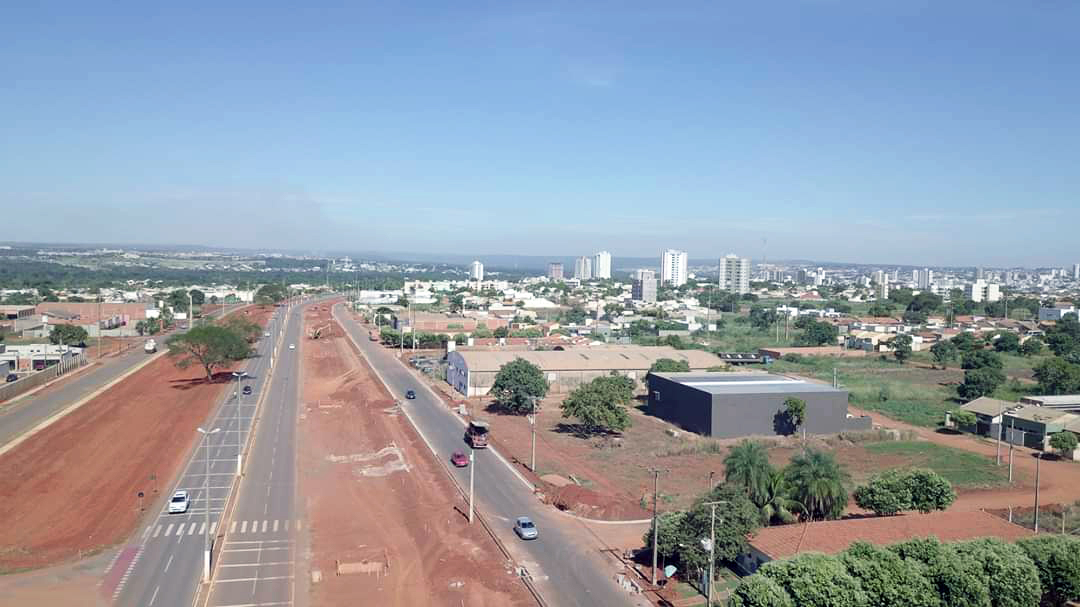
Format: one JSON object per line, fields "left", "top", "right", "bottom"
{"left": 241, "top": 521, "right": 248, "bottom": 533}
{"left": 153, "top": 525, "right": 162, "bottom": 538}
{"left": 262, "top": 520, "right": 268, "bottom": 533}
{"left": 273, "top": 520, "right": 279, "bottom": 532}
{"left": 142, "top": 526, "right": 152, "bottom": 540}
{"left": 251, "top": 519, "right": 259, "bottom": 533}
{"left": 284, "top": 520, "right": 289, "bottom": 532}
{"left": 165, "top": 524, "right": 174, "bottom": 537}
{"left": 297, "top": 520, "right": 302, "bottom": 531}
{"left": 230, "top": 520, "right": 237, "bottom": 534}
{"left": 210, "top": 522, "right": 217, "bottom": 535}
{"left": 188, "top": 523, "right": 197, "bottom": 535}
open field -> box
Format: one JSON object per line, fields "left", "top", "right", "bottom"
{"left": 862, "top": 441, "right": 1010, "bottom": 488}
{"left": 298, "top": 307, "right": 532, "bottom": 606}
{"left": 0, "top": 306, "right": 274, "bottom": 572}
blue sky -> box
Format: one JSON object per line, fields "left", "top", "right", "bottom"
{"left": 2, "top": 1, "right": 1078, "bottom": 267}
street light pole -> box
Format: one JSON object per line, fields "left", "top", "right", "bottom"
{"left": 468, "top": 449, "right": 475, "bottom": 524}
{"left": 649, "top": 468, "right": 669, "bottom": 586}
{"left": 529, "top": 396, "right": 538, "bottom": 473}
{"left": 196, "top": 426, "right": 221, "bottom": 582}
{"left": 701, "top": 500, "right": 730, "bottom": 607}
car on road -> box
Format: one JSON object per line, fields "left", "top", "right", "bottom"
{"left": 514, "top": 517, "right": 538, "bottom": 540}
{"left": 264, "top": 332, "right": 270, "bottom": 337}
{"left": 242, "top": 385, "right": 253, "bottom": 395}
{"left": 450, "top": 451, "right": 469, "bottom": 467}
{"left": 405, "top": 389, "right": 416, "bottom": 400}
{"left": 289, "top": 344, "right": 295, "bottom": 350}
{"left": 5, "top": 373, "right": 17, "bottom": 383}
{"left": 168, "top": 490, "right": 189, "bottom": 514}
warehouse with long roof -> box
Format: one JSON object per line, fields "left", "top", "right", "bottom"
{"left": 446, "top": 346, "right": 727, "bottom": 396}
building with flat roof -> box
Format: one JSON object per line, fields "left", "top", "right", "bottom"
{"left": 547, "top": 262, "right": 564, "bottom": 280}
{"left": 1020, "top": 395, "right": 1080, "bottom": 411}
{"left": 661, "top": 249, "right": 687, "bottom": 287}
{"left": 0, "top": 305, "right": 35, "bottom": 320}
{"left": 446, "top": 346, "right": 725, "bottom": 396}
{"left": 736, "top": 510, "right": 1032, "bottom": 575}
{"left": 717, "top": 254, "right": 751, "bottom": 295}
{"left": 646, "top": 372, "right": 870, "bottom": 438}
{"left": 592, "top": 251, "right": 612, "bottom": 279}
{"left": 958, "top": 396, "right": 1017, "bottom": 437}
{"left": 1003, "top": 405, "right": 1078, "bottom": 450}
{"left": 632, "top": 277, "right": 657, "bottom": 303}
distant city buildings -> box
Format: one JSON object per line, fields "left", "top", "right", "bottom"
{"left": 918, "top": 268, "right": 934, "bottom": 289}
{"left": 872, "top": 270, "right": 886, "bottom": 285}
{"left": 1074, "top": 263, "right": 1079, "bottom": 281}
{"left": 632, "top": 268, "right": 656, "bottom": 281}
{"left": 877, "top": 281, "right": 890, "bottom": 301}
{"left": 574, "top": 256, "right": 593, "bottom": 280}
{"left": 470, "top": 261, "right": 484, "bottom": 281}
{"left": 661, "top": 249, "right": 688, "bottom": 287}
{"left": 632, "top": 276, "right": 658, "bottom": 303}
{"left": 547, "top": 262, "right": 564, "bottom": 280}
{"left": 716, "top": 254, "right": 751, "bottom": 295}
{"left": 592, "top": 251, "right": 612, "bottom": 280}
{"left": 967, "top": 280, "right": 1001, "bottom": 303}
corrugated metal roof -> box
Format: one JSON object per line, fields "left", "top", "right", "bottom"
{"left": 960, "top": 396, "right": 1015, "bottom": 417}
{"left": 1006, "top": 405, "right": 1078, "bottom": 426}
{"left": 453, "top": 346, "right": 724, "bottom": 372}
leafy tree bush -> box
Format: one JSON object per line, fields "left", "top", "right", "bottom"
{"left": 950, "top": 409, "right": 977, "bottom": 429}
{"left": 892, "top": 334, "right": 913, "bottom": 364}
{"left": 839, "top": 542, "right": 938, "bottom": 607}
{"left": 887, "top": 537, "right": 991, "bottom": 607}
{"left": 795, "top": 320, "right": 838, "bottom": 347}
{"left": 641, "top": 485, "right": 759, "bottom": 575}
{"left": 649, "top": 358, "right": 690, "bottom": 373}
{"left": 930, "top": 340, "right": 957, "bottom": 368}
{"left": 1016, "top": 535, "right": 1080, "bottom": 607}
{"left": 48, "top": 324, "right": 88, "bottom": 346}
{"left": 559, "top": 374, "right": 634, "bottom": 435}
{"left": 784, "top": 449, "right": 849, "bottom": 520}
{"left": 757, "top": 552, "right": 868, "bottom": 607}
{"left": 853, "top": 469, "right": 912, "bottom": 516}
{"left": 1021, "top": 338, "right": 1044, "bottom": 357}
{"left": 993, "top": 332, "right": 1021, "bottom": 353}
{"left": 950, "top": 332, "right": 980, "bottom": 353}
{"left": 166, "top": 325, "right": 252, "bottom": 381}
{"left": 725, "top": 440, "right": 774, "bottom": 504}
{"left": 255, "top": 283, "right": 288, "bottom": 304}
{"left": 1034, "top": 358, "right": 1080, "bottom": 396}
{"left": 958, "top": 367, "right": 1006, "bottom": 399}
{"left": 728, "top": 574, "right": 794, "bottom": 607}
{"left": 906, "top": 469, "right": 957, "bottom": 513}
{"left": 1049, "top": 431, "right": 1078, "bottom": 457}
{"left": 490, "top": 358, "right": 549, "bottom": 415}
{"left": 962, "top": 350, "right": 1004, "bottom": 370}
{"left": 953, "top": 538, "right": 1042, "bottom": 607}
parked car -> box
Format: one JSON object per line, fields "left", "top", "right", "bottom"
{"left": 405, "top": 390, "right": 416, "bottom": 400}
{"left": 168, "top": 490, "right": 190, "bottom": 514}
{"left": 450, "top": 451, "right": 469, "bottom": 467}
{"left": 5, "top": 374, "right": 17, "bottom": 383}
{"left": 513, "top": 517, "right": 538, "bottom": 540}
{"left": 289, "top": 344, "right": 295, "bottom": 350}
{"left": 264, "top": 332, "right": 270, "bottom": 337}
{"left": 242, "top": 385, "right": 253, "bottom": 395}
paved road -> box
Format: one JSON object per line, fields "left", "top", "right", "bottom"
{"left": 333, "top": 304, "right": 636, "bottom": 607}
{"left": 113, "top": 302, "right": 302, "bottom": 607}
{"left": 0, "top": 304, "right": 244, "bottom": 449}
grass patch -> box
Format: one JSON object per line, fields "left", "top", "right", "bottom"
{"left": 864, "top": 441, "right": 1009, "bottom": 488}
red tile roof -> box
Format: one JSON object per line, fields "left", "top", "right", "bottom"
{"left": 749, "top": 511, "right": 1032, "bottom": 560}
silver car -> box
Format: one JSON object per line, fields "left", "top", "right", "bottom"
{"left": 514, "top": 516, "right": 538, "bottom": 540}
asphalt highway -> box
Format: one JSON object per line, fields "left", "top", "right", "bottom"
{"left": 0, "top": 304, "right": 245, "bottom": 449}
{"left": 114, "top": 301, "right": 302, "bottom": 607}
{"left": 333, "top": 304, "right": 636, "bottom": 607}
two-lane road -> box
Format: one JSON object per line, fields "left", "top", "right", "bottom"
{"left": 334, "top": 304, "right": 640, "bottom": 607}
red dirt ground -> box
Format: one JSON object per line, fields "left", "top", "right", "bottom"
{"left": 0, "top": 305, "right": 275, "bottom": 571}
{"left": 298, "top": 307, "right": 533, "bottom": 607}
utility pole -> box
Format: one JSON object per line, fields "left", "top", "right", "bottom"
{"left": 529, "top": 396, "right": 538, "bottom": 473}
{"left": 701, "top": 501, "right": 729, "bottom": 607}
{"left": 1035, "top": 452, "right": 1042, "bottom": 533}
{"left": 1009, "top": 417, "right": 1015, "bottom": 483}
{"left": 649, "top": 468, "right": 668, "bottom": 586}
{"left": 97, "top": 297, "right": 102, "bottom": 359}
{"left": 995, "top": 401, "right": 1004, "bottom": 465}
{"left": 197, "top": 427, "right": 220, "bottom": 581}
{"left": 468, "top": 449, "right": 476, "bottom": 524}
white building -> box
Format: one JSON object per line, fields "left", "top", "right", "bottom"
{"left": 574, "top": 256, "right": 593, "bottom": 280}
{"left": 877, "top": 281, "right": 890, "bottom": 301}
{"left": 592, "top": 251, "right": 612, "bottom": 280}
{"left": 872, "top": 270, "right": 886, "bottom": 285}
{"left": 632, "top": 277, "right": 657, "bottom": 303}
{"left": 469, "top": 261, "right": 484, "bottom": 282}
{"left": 632, "top": 269, "right": 656, "bottom": 281}
{"left": 717, "top": 254, "right": 751, "bottom": 294}
{"left": 918, "top": 268, "right": 934, "bottom": 289}
{"left": 967, "top": 280, "right": 1001, "bottom": 303}
{"left": 1074, "top": 263, "right": 1079, "bottom": 280}
{"left": 661, "top": 249, "right": 688, "bottom": 287}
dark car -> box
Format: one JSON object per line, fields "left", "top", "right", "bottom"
{"left": 405, "top": 390, "right": 416, "bottom": 400}
{"left": 242, "top": 385, "right": 253, "bottom": 395}
{"left": 5, "top": 374, "right": 17, "bottom": 383}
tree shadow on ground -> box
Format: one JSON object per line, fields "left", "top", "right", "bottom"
{"left": 169, "top": 371, "right": 235, "bottom": 390}
{"left": 553, "top": 422, "right": 596, "bottom": 439}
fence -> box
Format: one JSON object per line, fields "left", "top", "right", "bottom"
{"left": 0, "top": 353, "right": 88, "bottom": 404}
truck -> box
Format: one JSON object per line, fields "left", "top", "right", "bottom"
{"left": 464, "top": 420, "right": 490, "bottom": 448}
{"left": 144, "top": 339, "right": 157, "bottom": 353}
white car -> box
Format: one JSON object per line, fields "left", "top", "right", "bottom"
{"left": 168, "top": 490, "right": 189, "bottom": 514}
{"left": 289, "top": 344, "right": 295, "bottom": 350}
{"left": 264, "top": 332, "right": 270, "bottom": 337}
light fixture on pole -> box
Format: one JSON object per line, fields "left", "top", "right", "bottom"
{"left": 196, "top": 426, "right": 221, "bottom": 582}
{"left": 701, "top": 500, "right": 730, "bottom": 607}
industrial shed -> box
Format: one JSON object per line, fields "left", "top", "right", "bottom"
{"left": 646, "top": 372, "right": 871, "bottom": 438}
{"left": 446, "top": 347, "right": 725, "bottom": 397}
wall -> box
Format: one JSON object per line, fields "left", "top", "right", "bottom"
{"left": 0, "top": 353, "right": 88, "bottom": 404}
{"left": 646, "top": 375, "right": 713, "bottom": 435}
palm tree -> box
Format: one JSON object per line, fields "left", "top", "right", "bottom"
{"left": 758, "top": 469, "right": 805, "bottom": 525}
{"left": 784, "top": 448, "right": 850, "bottom": 520}
{"left": 724, "top": 440, "right": 774, "bottom": 504}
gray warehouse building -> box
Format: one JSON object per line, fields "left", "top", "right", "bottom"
{"left": 647, "top": 372, "right": 871, "bottom": 438}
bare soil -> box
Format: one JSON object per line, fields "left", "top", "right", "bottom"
{"left": 298, "top": 307, "right": 533, "bottom": 607}
{"left": 0, "top": 306, "right": 275, "bottom": 571}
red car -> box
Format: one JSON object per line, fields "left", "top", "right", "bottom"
{"left": 450, "top": 451, "right": 469, "bottom": 467}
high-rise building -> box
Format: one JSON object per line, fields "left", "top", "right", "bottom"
{"left": 1074, "top": 263, "right": 1079, "bottom": 280}
{"left": 632, "top": 277, "right": 657, "bottom": 303}
{"left": 967, "top": 280, "right": 1002, "bottom": 303}
{"left": 717, "top": 254, "right": 751, "bottom": 294}
{"left": 918, "top": 268, "right": 933, "bottom": 289}
{"left": 912, "top": 269, "right": 919, "bottom": 283}
{"left": 547, "top": 262, "right": 564, "bottom": 280}
{"left": 633, "top": 269, "right": 656, "bottom": 281}
{"left": 574, "top": 256, "right": 593, "bottom": 280}
{"left": 470, "top": 261, "right": 484, "bottom": 281}
{"left": 976, "top": 267, "right": 985, "bottom": 280}
{"left": 592, "top": 251, "right": 612, "bottom": 279}
{"left": 877, "top": 281, "right": 890, "bottom": 301}
{"left": 660, "top": 249, "right": 688, "bottom": 287}
{"left": 872, "top": 270, "right": 886, "bottom": 285}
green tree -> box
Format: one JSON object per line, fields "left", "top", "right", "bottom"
{"left": 887, "top": 537, "right": 990, "bottom": 607}
{"left": 953, "top": 538, "right": 1042, "bottom": 607}
{"left": 490, "top": 358, "right": 549, "bottom": 415}
{"left": 892, "top": 334, "right": 913, "bottom": 364}
{"left": 756, "top": 469, "right": 804, "bottom": 525}
{"left": 950, "top": 409, "right": 977, "bottom": 429}
{"left": 559, "top": 375, "right": 634, "bottom": 435}
{"left": 930, "top": 340, "right": 958, "bottom": 369}
{"left": 853, "top": 469, "right": 912, "bottom": 516}
{"left": 563, "top": 306, "right": 588, "bottom": 324}
{"left": 189, "top": 289, "right": 206, "bottom": 305}
{"left": 1021, "top": 338, "right": 1044, "bottom": 357}
{"left": 724, "top": 440, "right": 774, "bottom": 505}
{"left": 650, "top": 358, "right": 690, "bottom": 373}
{"left": 728, "top": 574, "right": 794, "bottom": 607}
{"left": 958, "top": 367, "right": 1006, "bottom": 399}
{"left": 1049, "top": 431, "right": 1078, "bottom": 457}
{"left": 449, "top": 294, "right": 464, "bottom": 313}
{"left": 962, "top": 350, "right": 1003, "bottom": 370}
{"left": 255, "top": 283, "right": 288, "bottom": 304}
{"left": 906, "top": 469, "right": 957, "bottom": 513}
{"left": 750, "top": 306, "right": 778, "bottom": 330}
{"left": 1016, "top": 535, "right": 1080, "bottom": 607}
{"left": 993, "top": 332, "right": 1021, "bottom": 353}
{"left": 1034, "top": 358, "right": 1080, "bottom": 395}
{"left": 757, "top": 552, "right": 867, "bottom": 607}
{"left": 784, "top": 449, "right": 849, "bottom": 520}
{"left": 166, "top": 325, "right": 252, "bottom": 381}
{"left": 795, "top": 320, "right": 838, "bottom": 347}
{"left": 1046, "top": 313, "right": 1080, "bottom": 358}
{"left": 472, "top": 323, "right": 493, "bottom": 338}
{"left": 135, "top": 320, "right": 149, "bottom": 336}
{"left": 48, "top": 324, "right": 89, "bottom": 346}
{"left": 493, "top": 326, "right": 510, "bottom": 338}
{"left": 867, "top": 303, "right": 894, "bottom": 317}
{"left": 166, "top": 289, "right": 190, "bottom": 312}
{"left": 783, "top": 397, "right": 806, "bottom": 435}
{"left": 950, "top": 332, "right": 979, "bottom": 353}
{"left": 839, "top": 542, "right": 939, "bottom": 607}
{"left": 220, "top": 314, "right": 262, "bottom": 343}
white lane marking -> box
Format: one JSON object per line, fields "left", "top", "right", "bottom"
{"left": 210, "top": 522, "right": 217, "bottom": 535}
{"left": 219, "top": 561, "right": 293, "bottom": 568}
{"left": 199, "top": 522, "right": 206, "bottom": 535}
{"left": 164, "top": 554, "right": 174, "bottom": 572}
{"left": 207, "top": 602, "right": 291, "bottom": 607}
{"left": 142, "top": 526, "right": 152, "bottom": 540}
{"left": 284, "top": 520, "right": 289, "bottom": 532}
{"left": 213, "top": 576, "right": 293, "bottom": 583}
{"left": 148, "top": 585, "right": 160, "bottom": 606}
{"left": 231, "top": 520, "right": 237, "bottom": 533}
{"left": 222, "top": 539, "right": 293, "bottom": 545}
{"left": 153, "top": 525, "right": 162, "bottom": 538}
{"left": 262, "top": 520, "right": 268, "bottom": 533}
{"left": 241, "top": 521, "right": 248, "bottom": 533}
{"left": 273, "top": 520, "right": 279, "bottom": 532}
{"left": 175, "top": 523, "right": 185, "bottom": 536}
{"left": 164, "top": 524, "right": 174, "bottom": 536}
{"left": 188, "top": 523, "right": 197, "bottom": 535}
{"left": 221, "top": 546, "right": 292, "bottom": 553}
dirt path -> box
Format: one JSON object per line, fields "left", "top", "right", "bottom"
{"left": 850, "top": 406, "right": 1080, "bottom": 510}
{"left": 297, "top": 307, "right": 532, "bottom": 607}
{"left": 0, "top": 305, "right": 276, "bottom": 571}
